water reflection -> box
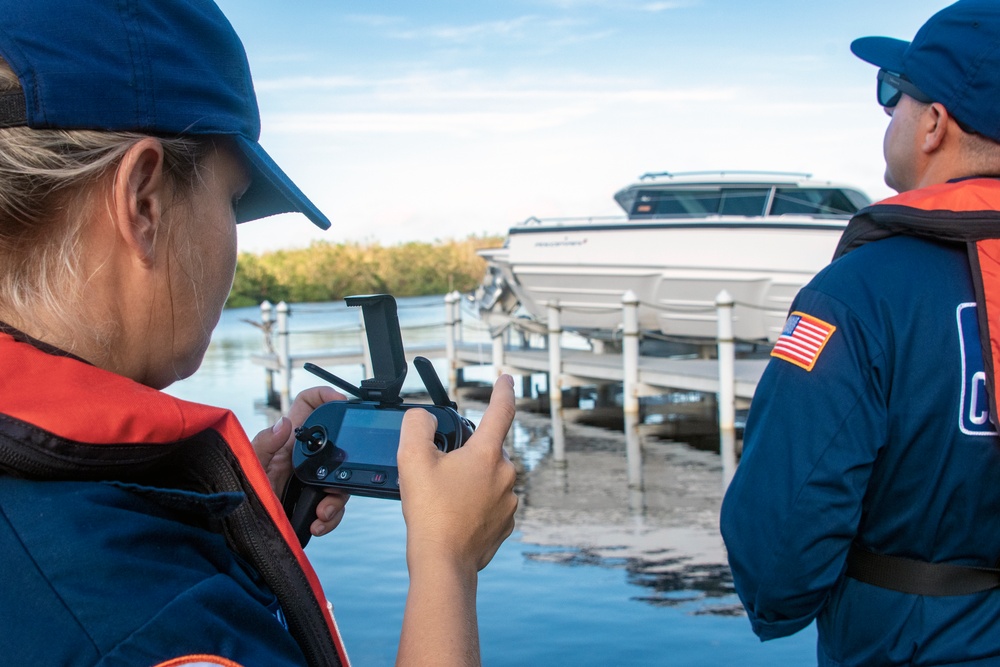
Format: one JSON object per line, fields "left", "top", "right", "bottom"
{"left": 475, "top": 397, "right": 740, "bottom": 617}
{"left": 167, "top": 298, "right": 816, "bottom": 664}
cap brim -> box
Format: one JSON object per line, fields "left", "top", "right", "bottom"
{"left": 234, "top": 136, "right": 331, "bottom": 230}
{"left": 850, "top": 36, "right": 910, "bottom": 74}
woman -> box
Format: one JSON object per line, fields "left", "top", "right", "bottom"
{"left": 0, "top": 1, "right": 518, "bottom": 666}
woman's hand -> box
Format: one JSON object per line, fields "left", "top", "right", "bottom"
{"left": 397, "top": 374, "right": 518, "bottom": 571}
{"left": 396, "top": 374, "right": 518, "bottom": 667}
{"left": 251, "top": 385, "right": 350, "bottom": 537}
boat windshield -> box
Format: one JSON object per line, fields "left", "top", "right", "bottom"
{"left": 628, "top": 187, "right": 863, "bottom": 218}
{"left": 770, "top": 188, "right": 859, "bottom": 216}
{"left": 631, "top": 188, "right": 768, "bottom": 217}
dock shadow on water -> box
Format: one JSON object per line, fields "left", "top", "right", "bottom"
{"left": 499, "top": 398, "right": 744, "bottom": 618}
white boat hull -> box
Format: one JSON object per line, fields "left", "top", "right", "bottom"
{"left": 483, "top": 217, "right": 846, "bottom": 342}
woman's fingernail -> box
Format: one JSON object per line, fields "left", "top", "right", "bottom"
{"left": 272, "top": 417, "right": 285, "bottom": 434}
{"left": 503, "top": 374, "right": 514, "bottom": 387}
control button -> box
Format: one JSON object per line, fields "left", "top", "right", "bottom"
{"left": 316, "top": 466, "right": 329, "bottom": 480}
{"left": 370, "top": 472, "right": 387, "bottom": 485}
{"left": 335, "top": 469, "right": 352, "bottom": 481}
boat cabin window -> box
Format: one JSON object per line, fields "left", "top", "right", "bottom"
{"left": 770, "top": 188, "right": 860, "bottom": 216}
{"left": 630, "top": 188, "right": 769, "bottom": 217}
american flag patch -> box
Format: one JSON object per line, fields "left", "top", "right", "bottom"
{"left": 771, "top": 312, "right": 836, "bottom": 371}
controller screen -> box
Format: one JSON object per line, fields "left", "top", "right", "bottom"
{"left": 337, "top": 409, "right": 405, "bottom": 466}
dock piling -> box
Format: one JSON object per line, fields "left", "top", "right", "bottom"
{"left": 277, "top": 301, "right": 291, "bottom": 414}
{"left": 622, "top": 290, "right": 643, "bottom": 489}
{"left": 716, "top": 290, "right": 737, "bottom": 488}
{"left": 547, "top": 300, "right": 566, "bottom": 464}
{"left": 445, "top": 291, "right": 460, "bottom": 390}
{"left": 260, "top": 300, "right": 277, "bottom": 408}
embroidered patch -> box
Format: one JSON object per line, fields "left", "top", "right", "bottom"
{"left": 771, "top": 312, "right": 836, "bottom": 371}
{"left": 957, "top": 302, "right": 998, "bottom": 436}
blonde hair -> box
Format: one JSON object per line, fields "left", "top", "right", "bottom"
{"left": 0, "top": 58, "right": 212, "bottom": 330}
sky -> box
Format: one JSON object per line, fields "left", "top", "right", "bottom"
{"left": 215, "top": 0, "right": 952, "bottom": 254}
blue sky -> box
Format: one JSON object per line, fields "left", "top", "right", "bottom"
{"left": 215, "top": 0, "right": 951, "bottom": 253}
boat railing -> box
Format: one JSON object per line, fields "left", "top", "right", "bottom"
{"left": 638, "top": 170, "right": 814, "bottom": 182}
{"left": 518, "top": 215, "right": 627, "bottom": 227}
{"left": 549, "top": 296, "right": 773, "bottom": 316}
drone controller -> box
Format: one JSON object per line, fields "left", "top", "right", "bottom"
{"left": 281, "top": 294, "right": 475, "bottom": 547}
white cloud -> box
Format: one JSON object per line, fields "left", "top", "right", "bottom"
{"left": 255, "top": 68, "right": 738, "bottom": 103}
{"left": 338, "top": 13, "right": 618, "bottom": 49}
{"left": 258, "top": 82, "right": 739, "bottom": 139}
{"left": 266, "top": 109, "right": 593, "bottom": 136}
{"left": 344, "top": 14, "right": 407, "bottom": 28}
{"left": 387, "top": 16, "right": 538, "bottom": 42}
{"left": 255, "top": 75, "right": 372, "bottom": 93}
{"left": 543, "top": 0, "right": 693, "bottom": 10}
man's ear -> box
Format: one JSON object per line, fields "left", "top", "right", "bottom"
{"left": 920, "top": 103, "right": 951, "bottom": 154}
{"left": 112, "top": 137, "right": 167, "bottom": 266}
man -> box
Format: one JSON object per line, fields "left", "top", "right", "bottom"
{"left": 721, "top": 2, "right": 1000, "bottom": 665}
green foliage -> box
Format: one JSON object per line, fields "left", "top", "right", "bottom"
{"left": 226, "top": 235, "right": 505, "bottom": 308}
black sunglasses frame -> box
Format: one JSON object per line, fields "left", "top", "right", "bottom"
{"left": 877, "top": 69, "right": 934, "bottom": 107}
{"left": 876, "top": 68, "right": 979, "bottom": 135}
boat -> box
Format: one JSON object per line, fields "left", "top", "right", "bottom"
{"left": 474, "top": 171, "right": 871, "bottom": 348}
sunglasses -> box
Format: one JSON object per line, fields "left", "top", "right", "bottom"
{"left": 877, "top": 69, "right": 933, "bottom": 108}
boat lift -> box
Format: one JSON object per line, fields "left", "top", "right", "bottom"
{"left": 251, "top": 292, "right": 763, "bottom": 491}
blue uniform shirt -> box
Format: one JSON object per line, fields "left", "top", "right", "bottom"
{"left": 721, "top": 236, "right": 1000, "bottom": 666}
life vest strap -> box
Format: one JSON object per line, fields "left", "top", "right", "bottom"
{"left": 846, "top": 544, "right": 1000, "bottom": 596}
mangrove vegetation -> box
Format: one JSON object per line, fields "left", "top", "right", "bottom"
{"left": 227, "top": 236, "right": 504, "bottom": 308}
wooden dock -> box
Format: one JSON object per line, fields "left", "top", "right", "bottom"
{"left": 251, "top": 293, "right": 768, "bottom": 490}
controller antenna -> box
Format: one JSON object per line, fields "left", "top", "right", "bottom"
{"left": 304, "top": 362, "right": 361, "bottom": 398}
{"left": 413, "top": 356, "right": 457, "bottom": 409}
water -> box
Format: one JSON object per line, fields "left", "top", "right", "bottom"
{"left": 165, "top": 295, "right": 817, "bottom": 666}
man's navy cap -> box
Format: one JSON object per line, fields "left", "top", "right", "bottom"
{"left": 0, "top": 0, "right": 330, "bottom": 229}
{"left": 851, "top": 0, "right": 1000, "bottom": 143}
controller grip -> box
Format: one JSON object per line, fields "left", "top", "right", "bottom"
{"left": 282, "top": 476, "right": 326, "bottom": 548}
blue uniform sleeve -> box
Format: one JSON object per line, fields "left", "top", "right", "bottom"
{"left": 720, "top": 284, "right": 889, "bottom": 640}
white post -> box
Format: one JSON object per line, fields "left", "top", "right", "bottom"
{"left": 445, "top": 292, "right": 459, "bottom": 390}
{"left": 452, "top": 290, "right": 464, "bottom": 344}
{"left": 716, "top": 290, "right": 737, "bottom": 488}
{"left": 547, "top": 301, "right": 566, "bottom": 464}
{"left": 622, "top": 290, "right": 643, "bottom": 489}
{"left": 492, "top": 329, "right": 505, "bottom": 379}
{"left": 260, "top": 300, "right": 276, "bottom": 407}
{"left": 277, "top": 301, "right": 291, "bottom": 415}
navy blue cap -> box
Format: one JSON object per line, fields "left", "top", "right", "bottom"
{"left": 851, "top": 0, "right": 1000, "bottom": 143}
{"left": 0, "top": 0, "right": 330, "bottom": 229}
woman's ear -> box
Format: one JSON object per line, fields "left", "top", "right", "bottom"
{"left": 112, "top": 137, "right": 167, "bottom": 265}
